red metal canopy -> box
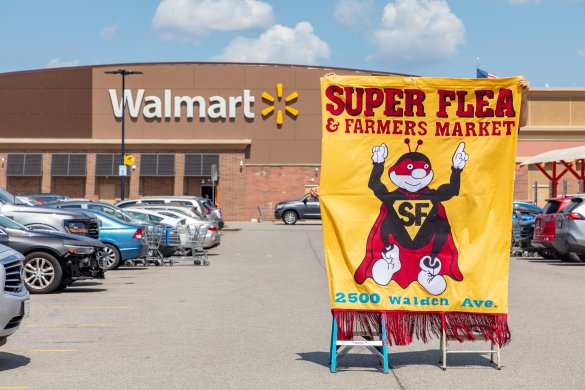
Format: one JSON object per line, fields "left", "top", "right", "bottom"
{"left": 521, "top": 145, "right": 585, "bottom": 197}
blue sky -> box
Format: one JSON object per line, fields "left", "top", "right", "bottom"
{"left": 1, "top": 0, "right": 584, "bottom": 87}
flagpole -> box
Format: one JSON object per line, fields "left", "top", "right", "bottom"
{"left": 476, "top": 57, "right": 480, "bottom": 76}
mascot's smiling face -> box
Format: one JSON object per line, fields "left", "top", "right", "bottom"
{"left": 389, "top": 152, "right": 434, "bottom": 193}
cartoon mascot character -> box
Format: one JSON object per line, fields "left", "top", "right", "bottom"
{"left": 354, "top": 139, "right": 469, "bottom": 295}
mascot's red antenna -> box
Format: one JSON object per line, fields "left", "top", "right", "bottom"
{"left": 404, "top": 138, "right": 423, "bottom": 153}
{"left": 415, "top": 140, "right": 423, "bottom": 152}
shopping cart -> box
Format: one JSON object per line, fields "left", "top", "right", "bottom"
{"left": 143, "top": 225, "right": 165, "bottom": 266}
{"left": 186, "top": 225, "right": 209, "bottom": 266}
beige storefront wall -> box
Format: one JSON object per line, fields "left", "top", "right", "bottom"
{"left": 1, "top": 64, "right": 584, "bottom": 218}
{"left": 516, "top": 88, "right": 585, "bottom": 207}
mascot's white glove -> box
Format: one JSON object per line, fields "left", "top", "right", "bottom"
{"left": 417, "top": 256, "right": 447, "bottom": 296}
{"left": 452, "top": 142, "right": 469, "bottom": 170}
{"left": 372, "top": 244, "right": 401, "bottom": 286}
{"left": 372, "top": 143, "right": 388, "bottom": 164}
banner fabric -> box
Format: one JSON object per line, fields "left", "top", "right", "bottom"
{"left": 320, "top": 75, "right": 522, "bottom": 346}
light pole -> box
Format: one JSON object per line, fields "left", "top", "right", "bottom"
{"left": 105, "top": 69, "right": 143, "bottom": 200}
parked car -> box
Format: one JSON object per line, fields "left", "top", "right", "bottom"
{"left": 116, "top": 196, "right": 224, "bottom": 229}
{"left": 24, "top": 193, "right": 69, "bottom": 204}
{"left": 274, "top": 193, "right": 321, "bottom": 225}
{"left": 124, "top": 208, "right": 186, "bottom": 227}
{"left": 116, "top": 197, "right": 205, "bottom": 214}
{"left": 0, "top": 188, "right": 99, "bottom": 239}
{"left": 532, "top": 194, "right": 574, "bottom": 259}
{"left": 552, "top": 195, "right": 585, "bottom": 262}
{"left": 49, "top": 200, "right": 136, "bottom": 223}
{"left": 49, "top": 200, "right": 179, "bottom": 259}
{"left": 15, "top": 196, "right": 43, "bottom": 206}
{"left": 511, "top": 202, "right": 542, "bottom": 256}
{"left": 0, "top": 242, "right": 29, "bottom": 346}
{"left": 81, "top": 210, "right": 148, "bottom": 270}
{"left": 129, "top": 206, "right": 221, "bottom": 249}
{"left": 0, "top": 214, "right": 105, "bottom": 294}
{"left": 200, "top": 198, "right": 224, "bottom": 229}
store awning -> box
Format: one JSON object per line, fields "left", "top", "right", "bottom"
{"left": 520, "top": 145, "right": 585, "bottom": 197}
{"left": 521, "top": 145, "right": 585, "bottom": 165}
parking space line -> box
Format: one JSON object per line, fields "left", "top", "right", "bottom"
{"left": 0, "top": 387, "right": 31, "bottom": 389}
{"left": 25, "top": 324, "right": 112, "bottom": 328}
{"left": 19, "top": 349, "right": 78, "bottom": 353}
{"left": 44, "top": 305, "right": 131, "bottom": 309}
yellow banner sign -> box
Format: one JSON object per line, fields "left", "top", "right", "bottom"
{"left": 320, "top": 75, "right": 521, "bottom": 345}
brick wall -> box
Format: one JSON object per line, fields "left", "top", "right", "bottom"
{"left": 51, "top": 177, "right": 86, "bottom": 198}
{"left": 7, "top": 177, "right": 42, "bottom": 194}
{"left": 238, "top": 165, "right": 320, "bottom": 221}
{"left": 140, "top": 177, "right": 174, "bottom": 196}
{"left": 514, "top": 164, "right": 529, "bottom": 201}
{"left": 217, "top": 151, "right": 246, "bottom": 220}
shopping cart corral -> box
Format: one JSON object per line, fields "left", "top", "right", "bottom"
{"left": 141, "top": 225, "right": 166, "bottom": 266}
{"left": 138, "top": 224, "right": 211, "bottom": 266}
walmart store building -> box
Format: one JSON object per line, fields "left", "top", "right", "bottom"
{"left": 0, "top": 63, "right": 584, "bottom": 220}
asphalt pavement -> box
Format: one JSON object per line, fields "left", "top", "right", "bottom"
{"left": 1, "top": 222, "right": 584, "bottom": 389}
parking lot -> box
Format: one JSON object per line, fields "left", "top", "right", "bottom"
{"left": 1, "top": 222, "right": 585, "bottom": 389}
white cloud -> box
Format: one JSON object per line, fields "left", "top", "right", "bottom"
{"left": 101, "top": 24, "right": 117, "bottom": 40}
{"left": 334, "top": 0, "right": 375, "bottom": 29}
{"left": 210, "top": 22, "right": 331, "bottom": 65}
{"left": 369, "top": 0, "right": 465, "bottom": 68}
{"left": 507, "top": 0, "right": 541, "bottom": 5}
{"left": 578, "top": 49, "right": 585, "bottom": 58}
{"left": 46, "top": 58, "right": 81, "bottom": 68}
{"left": 153, "top": 0, "right": 274, "bottom": 39}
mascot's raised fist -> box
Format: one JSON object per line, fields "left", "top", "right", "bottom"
{"left": 372, "top": 143, "right": 388, "bottom": 163}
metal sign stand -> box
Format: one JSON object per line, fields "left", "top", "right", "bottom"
{"left": 439, "top": 327, "right": 501, "bottom": 370}
{"left": 329, "top": 313, "right": 389, "bottom": 373}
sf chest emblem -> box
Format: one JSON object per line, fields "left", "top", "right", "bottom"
{"left": 393, "top": 200, "right": 431, "bottom": 240}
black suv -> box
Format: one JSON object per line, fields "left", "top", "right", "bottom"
{"left": 0, "top": 188, "right": 99, "bottom": 239}
{"left": 0, "top": 214, "right": 106, "bottom": 294}
{"left": 274, "top": 193, "right": 321, "bottom": 225}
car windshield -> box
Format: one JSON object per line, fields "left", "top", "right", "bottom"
{"left": 93, "top": 210, "right": 127, "bottom": 224}
{"left": 0, "top": 188, "right": 16, "bottom": 204}
{"left": 0, "top": 214, "right": 27, "bottom": 230}
{"left": 88, "top": 204, "right": 133, "bottom": 222}
{"left": 542, "top": 201, "right": 562, "bottom": 214}
{"left": 562, "top": 198, "right": 583, "bottom": 213}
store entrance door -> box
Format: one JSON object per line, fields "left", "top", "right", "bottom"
{"left": 201, "top": 186, "right": 213, "bottom": 200}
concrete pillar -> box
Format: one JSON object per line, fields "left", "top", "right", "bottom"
{"left": 0, "top": 153, "right": 7, "bottom": 189}
{"left": 41, "top": 153, "right": 52, "bottom": 193}
{"left": 129, "top": 154, "right": 140, "bottom": 199}
{"left": 85, "top": 153, "right": 97, "bottom": 200}
{"left": 174, "top": 153, "right": 185, "bottom": 196}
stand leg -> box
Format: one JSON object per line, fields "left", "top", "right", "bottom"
{"left": 441, "top": 327, "right": 447, "bottom": 371}
{"left": 330, "top": 316, "right": 338, "bottom": 373}
{"left": 380, "top": 313, "right": 389, "bottom": 373}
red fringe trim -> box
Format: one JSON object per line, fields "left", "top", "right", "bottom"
{"left": 332, "top": 310, "right": 511, "bottom": 347}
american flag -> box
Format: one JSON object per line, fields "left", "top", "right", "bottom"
{"left": 477, "top": 68, "right": 497, "bottom": 78}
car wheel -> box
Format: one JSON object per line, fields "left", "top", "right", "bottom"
{"left": 558, "top": 252, "right": 581, "bottom": 263}
{"left": 282, "top": 211, "right": 298, "bottom": 225}
{"left": 97, "top": 244, "right": 121, "bottom": 270}
{"left": 538, "top": 250, "right": 557, "bottom": 260}
{"left": 56, "top": 277, "right": 72, "bottom": 291}
{"left": 23, "top": 252, "right": 63, "bottom": 294}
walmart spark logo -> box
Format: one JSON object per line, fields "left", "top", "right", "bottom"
{"left": 261, "top": 83, "right": 299, "bottom": 126}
